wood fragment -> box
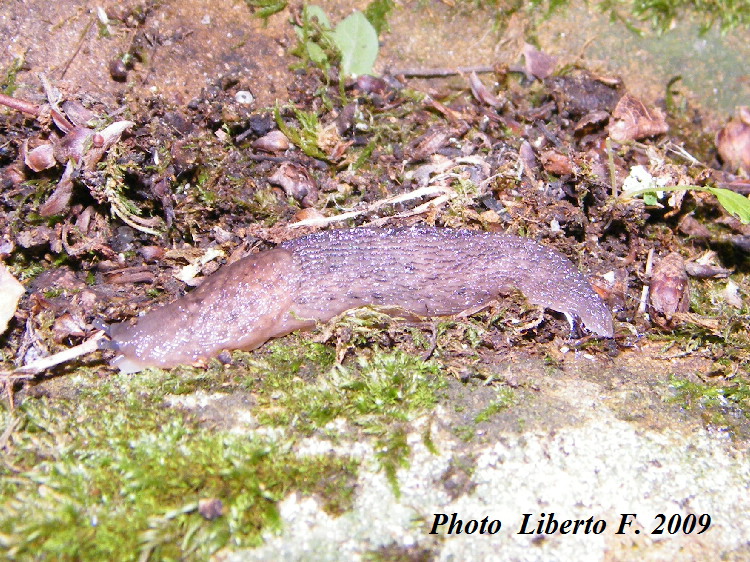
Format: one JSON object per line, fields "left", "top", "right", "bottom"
{"left": 289, "top": 184, "right": 455, "bottom": 228}
{"left": 388, "top": 65, "right": 494, "bottom": 78}
{"left": 0, "top": 92, "right": 41, "bottom": 116}
{"left": 8, "top": 330, "right": 106, "bottom": 376}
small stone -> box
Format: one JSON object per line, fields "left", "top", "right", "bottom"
{"left": 198, "top": 498, "right": 224, "bottom": 520}
{"left": 235, "top": 91, "right": 254, "bottom": 105}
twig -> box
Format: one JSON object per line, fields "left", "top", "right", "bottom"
{"left": 60, "top": 16, "right": 94, "bottom": 79}
{"left": 638, "top": 248, "right": 655, "bottom": 315}
{"left": 606, "top": 137, "right": 617, "bottom": 197}
{"left": 0, "top": 416, "right": 21, "bottom": 449}
{"left": 388, "top": 65, "right": 494, "bottom": 78}
{"left": 289, "top": 184, "right": 455, "bottom": 228}
{"left": 664, "top": 142, "right": 701, "bottom": 166}
{"left": 1, "top": 331, "right": 106, "bottom": 410}
{"left": 0, "top": 92, "right": 41, "bottom": 116}
{"left": 242, "top": 151, "right": 314, "bottom": 166}
{"left": 7, "top": 331, "right": 106, "bottom": 377}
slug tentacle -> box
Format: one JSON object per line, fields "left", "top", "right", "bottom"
{"left": 108, "top": 227, "right": 613, "bottom": 373}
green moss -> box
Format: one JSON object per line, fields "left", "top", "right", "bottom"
{"left": 374, "top": 426, "right": 409, "bottom": 498}
{"left": 1, "top": 56, "right": 24, "bottom": 96}
{"left": 43, "top": 287, "right": 65, "bottom": 299}
{"left": 523, "top": 0, "right": 749, "bottom": 33}
{"left": 364, "top": 0, "right": 395, "bottom": 35}
{"left": 240, "top": 340, "right": 446, "bottom": 492}
{"left": 243, "top": 0, "right": 288, "bottom": 22}
{"left": 0, "top": 373, "right": 358, "bottom": 560}
{"left": 453, "top": 424, "right": 477, "bottom": 442}
{"left": 274, "top": 105, "right": 329, "bottom": 161}
{"left": 475, "top": 388, "right": 516, "bottom": 423}
{"left": 250, "top": 341, "right": 445, "bottom": 434}
{"left": 666, "top": 374, "right": 750, "bottom": 427}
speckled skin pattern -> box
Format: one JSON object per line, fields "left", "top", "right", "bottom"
{"left": 109, "top": 227, "right": 613, "bottom": 372}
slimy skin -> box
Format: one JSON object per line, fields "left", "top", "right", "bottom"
{"left": 108, "top": 227, "right": 613, "bottom": 373}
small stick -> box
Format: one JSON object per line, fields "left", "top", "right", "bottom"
{"left": 289, "top": 184, "right": 454, "bottom": 228}
{"left": 6, "top": 330, "right": 106, "bottom": 377}
{"left": 0, "top": 416, "right": 21, "bottom": 449}
{"left": 606, "top": 137, "right": 617, "bottom": 197}
{"left": 0, "top": 92, "right": 41, "bottom": 116}
{"left": 638, "top": 248, "right": 655, "bottom": 315}
{"left": 60, "top": 16, "right": 94, "bottom": 79}
{"left": 388, "top": 65, "right": 494, "bottom": 78}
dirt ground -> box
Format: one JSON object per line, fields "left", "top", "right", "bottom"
{"left": 1, "top": 0, "right": 749, "bottom": 560}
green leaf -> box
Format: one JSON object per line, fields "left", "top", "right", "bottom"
{"left": 332, "top": 11, "right": 379, "bottom": 77}
{"left": 706, "top": 187, "right": 750, "bottom": 224}
{"left": 305, "top": 41, "right": 328, "bottom": 65}
{"left": 303, "top": 5, "right": 331, "bottom": 29}
{"left": 642, "top": 191, "right": 659, "bottom": 206}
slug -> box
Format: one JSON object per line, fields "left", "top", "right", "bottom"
{"left": 107, "top": 227, "right": 613, "bottom": 373}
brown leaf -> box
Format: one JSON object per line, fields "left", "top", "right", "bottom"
{"left": 684, "top": 261, "right": 732, "bottom": 279}
{"left": 468, "top": 72, "right": 503, "bottom": 108}
{"left": 408, "top": 127, "right": 451, "bottom": 161}
{"left": 677, "top": 214, "right": 711, "bottom": 239}
{"left": 522, "top": 43, "right": 557, "bottom": 80}
{"left": 573, "top": 110, "right": 610, "bottom": 136}
{"left": 39, "top": 161, "right": 75, "bottom": 217}
{"left": 54, "top": 126, "right": 92, "bottom": 163}
{"left": 52, "top": 312, "right": 87, "bottom": 343}
{"left": 649, "top": 252, "right": 689, "bottom": 320}
{"left": 546, "top": 71, "right": 621, "bottom": 119}
{"left": 268, "top": 162, "right": 318, "bottom": 207}
{"left": 716, "top": 106, "right": 750, "bottom": 175}
{"left": 104, "top": 266, "right": 156, "bottom": 285}
{"left": 589, "top": 269, "right": 628, "bottom": 313}
{"left": 24, "top": 143, "right": 57, "bottom": 171}
{"left": 609, "top": 94, "right": 668, "bottom": 143}
{"left": 539, "top": 150, "right": 573, "bottom": 175}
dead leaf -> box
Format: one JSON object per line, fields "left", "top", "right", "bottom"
{"left": 468, "top": 72, "right": 503, "bottom": 108}
{"left": 716, "top": 106, "right": 750, "bottom": 175}
{"left": 268, "top": 162, "right": 319, "bottom": 207}
{"left": 609, "top": 94, "right": 668, "bottom": 143}
{"left": 722, "top": 280, "right": 744, "bottom": 308}
{"left": 539, "top": 149, "right": 573, "bottom": 175}
{"left": 24, "top": 143, "right": 57, "bottom": 171}
{"left": 677, "top": 214, "right": 711, "bottom": 239}
{"left": 408, "top": 126, "right": 452, "bottom": 161}
{"left": 522, "top": 43, "right": 557, "bottom": 80}
{"left": 649, "top": 252, "right": 689, "bottom": 321}
{"left": 39, "top": 161, "right": 75, "bottom": 217}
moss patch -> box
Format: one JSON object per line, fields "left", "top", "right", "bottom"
{"left": 246, "top": 341, "right": 446, "bottom": 435}
{"left": 0, "top": 373, "right": 358, "bottom": 560}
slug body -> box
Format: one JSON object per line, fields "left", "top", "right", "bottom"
{"left": 109, "top": 227, "right": 613, "bottom": 373}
